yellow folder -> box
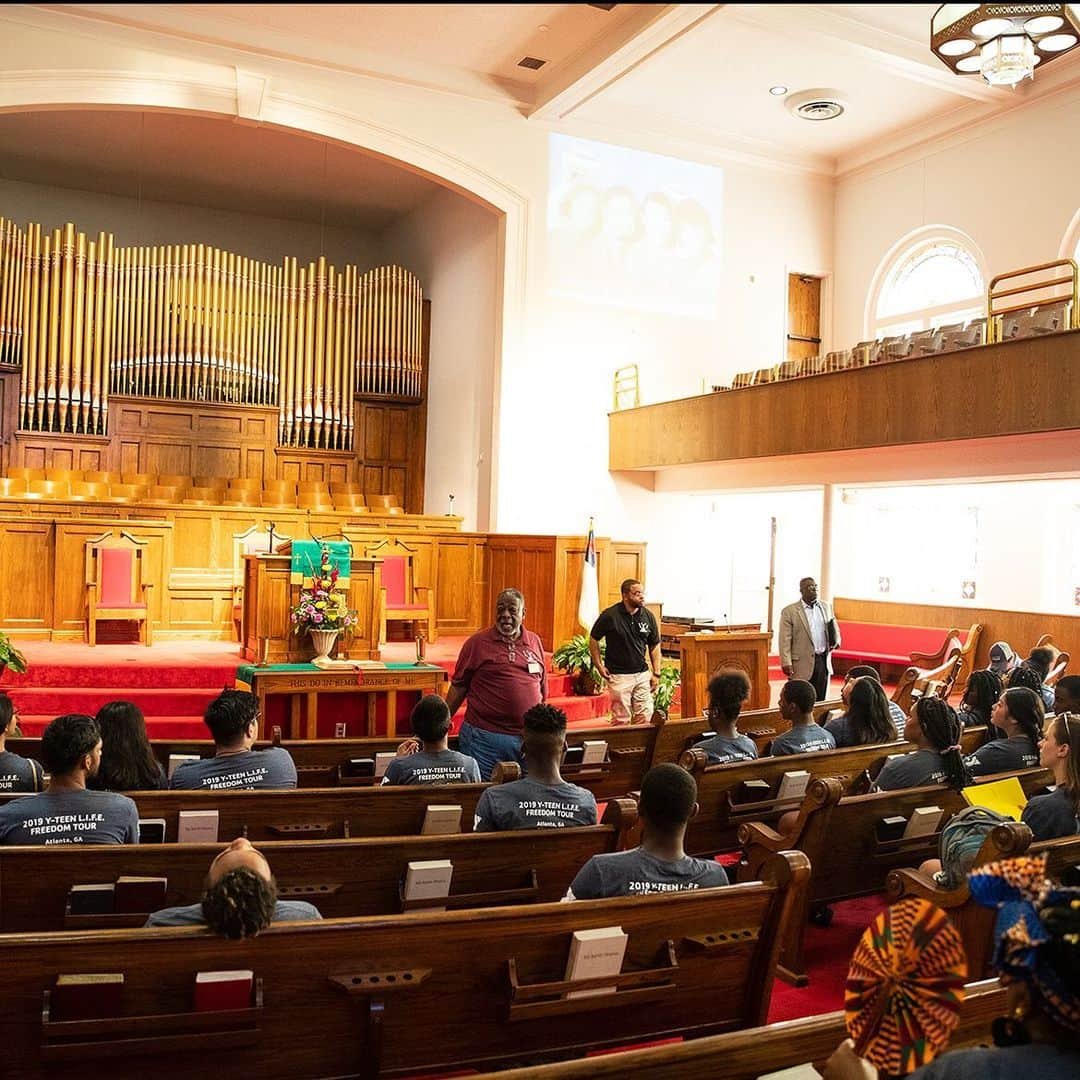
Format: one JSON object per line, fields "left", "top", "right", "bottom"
{"left": 961, "top": 776, "right": 1028, "bottom": 820}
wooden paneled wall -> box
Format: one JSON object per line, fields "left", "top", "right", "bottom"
{"left": 609, "top": 331, "right": 1080, "bottom": 470}
{"left": 0, "top": 501, "right": 645, "bottom": 648}
{"left": 834, "top": 597, "right": 1079, "bottom": 670}
{"left": 486, "top": 535, "right": 647, "bottom": 649}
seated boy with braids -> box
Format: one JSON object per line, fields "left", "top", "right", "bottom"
{"left": 145, "top": 837, "right": 321, "bottom": 936}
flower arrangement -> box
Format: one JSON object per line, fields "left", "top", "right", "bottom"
{"left": 289, "top": 548, "right": 358, "bottom": 636}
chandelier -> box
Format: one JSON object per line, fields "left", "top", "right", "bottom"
{"left": 931, "top": 4, "right": 1080, "bottom": 87}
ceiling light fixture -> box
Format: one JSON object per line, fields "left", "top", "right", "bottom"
{"left": 785, "top": 88, "right": 848, "bottom": 121}
{"left": 769, "top": 85, "right": 788, "bottom": 95}
{"left": 931, "top": 4, "right": 1080, "bottom": 87}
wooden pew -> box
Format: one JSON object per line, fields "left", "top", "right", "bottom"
{"left": 677, "top": 726, "right": 990, "bottom": 856}
{"left": 888, "top": 823, "right": 1080, "bottom": 979}
{"left": 0, "top": 801, "right": 638, "bottom": 932}
{"left": 10, "top": 725, "right": 659, "bottom": 801}
{"left": 0, "top": 778, "right": 511, "bottom": 842}
{"left": 7, "top": 700, "right": 840, "bottom": 800}
{"left": 0, "top": 850, "right": 809, "bottom": 1080}
{"left": 739, "top": 768, "right": 1052, "bottom": 985}
{"left": 493, "top": 979, "right": 1007, "bottom": 1080}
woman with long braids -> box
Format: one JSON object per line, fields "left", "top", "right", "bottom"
{"left": 966, "top": 686, "right": 1043, "bottom": 777}
{"left": 955, "top": 669, "right": 1003, "bottom": 730}
{"left": 874, "top": 696, "right": 974, "bottom": 792}
{"left": 1022, "top": 712, "right": 1080, "bottom": 841}
{"left": 825, "top": 677, "right": 897, "bottom": 748}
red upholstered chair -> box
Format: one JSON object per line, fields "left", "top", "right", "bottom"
{"left": 85, "top": 531, "right": 154, "bottom": 647}
{"left": 365, "top": 539, "right": 436, "bottom": 645}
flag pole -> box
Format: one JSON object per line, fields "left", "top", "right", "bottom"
{"left": 766, "top": 516, "right": 777, "bottom": 635}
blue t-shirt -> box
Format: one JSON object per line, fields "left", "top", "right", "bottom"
{"left": 910, "top": 1044, "right": 1080, "bottom": 1080}
{"left": 696, "top": 733, "right": 757, "bottom": 765}
{"left": 1021, "top": 786, "right": 1080, "bottom": 842}
{"left": 0, "top": 749, "right": 44, "bottom": 793}
{"left": 567, "top": 847, "right": 728, "bottom": 899}
{"left": 381, "top": 749, "right": 481, "bottom": 786}
{"left": 769, "top": 724, "right": 836, "bottom": 757}
{"left": 170, "top": 747, "right": 297, "bottom": 790}
{"left": 145, "top": 899, "right": 322, "bottom": 927}
{"left": 474, "top": 777, "right": 597, "bottom": 831}
{"left": 0, "top": 788, "right": 139, "bottom": 845}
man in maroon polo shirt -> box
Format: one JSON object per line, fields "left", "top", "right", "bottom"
{"left": 446, "top": 588, "right": 547, "bottom": 780}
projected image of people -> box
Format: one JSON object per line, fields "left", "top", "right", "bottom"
{"left": 548, "top": 134, "right": 722, "bottom": 318}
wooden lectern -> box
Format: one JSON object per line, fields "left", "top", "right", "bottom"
{"left": 241, "top": 552, "right": 383, "bottom": 663}
{"left": 679, "top": 630, "right": 772, "bottom": 716}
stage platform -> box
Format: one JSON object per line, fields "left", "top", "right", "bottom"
{"left": 0, "top": 637, "right": 849, "bottom": 738}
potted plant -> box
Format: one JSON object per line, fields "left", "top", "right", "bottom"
{"left": 289, "top": 548, "right": 358, "bottom": 661}
{"left": 0, "top": 631, "right": 27, "bottom": 680}
{"left": 652, "top": 664, "right": 681, "bottom": 721}
{"left": 552, "top": 634, "right": 605, "bottom": 696}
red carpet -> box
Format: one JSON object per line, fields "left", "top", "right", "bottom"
{"left": 766, "top": 893, "right": 887, "bottom": 1023}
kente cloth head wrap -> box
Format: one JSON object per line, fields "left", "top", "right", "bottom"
{"left": 969, "top": 853, "right": 1080, "bottom": 1033}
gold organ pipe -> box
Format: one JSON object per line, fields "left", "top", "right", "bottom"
{"left": 192, "top": 244, "right": 205, "bottom": 400}
{"left": 252, "top": 259, "right": 263, "bottom": 405}
{"left": 0, "top": 219, "right": 10, "bottom": 365}
{"left": 46, "top": 227, "right": 62, "bottom": 430}
{"left": 58, "top": 223, "right": 75, "bottom": 430}
{"left": 153, "top": 244, "right": 166, "bottom": 398}
{"left": 301, "top": 263, "right": 314, "bottom": 444}
{"left": 285, "top": 257, "right": 298, "bottom": 442}
{"left": 91, "top": 234, "right": 107, "bottom": 433}
{"left": 181, "top": 244, "right": 193, "bottom": 399}
{"left": 332, "top": 267, "right": 344, "bottom": 449}
{"left": 344, "top": 265, "right": 356, "bottom": 448}
{"left": 70, "top": 231, "right": 87, "bottom": 431}
{"left": 313, "top": 255, "right": 327, "bottom": 447}
{"left": 166, "top": 244, "right": 179, "bottom": 399}
{"left": 34, "top": 234, "right": 51, "bottom": 430}
{"left": 22, "top": 224, "right": 41, "bottom": 428}
{"left": 238, "top": 255, "right": 249, "bottom": 403}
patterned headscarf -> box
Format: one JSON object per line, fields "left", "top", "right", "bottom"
{"left": 969, "top": 854, "right": 1080, "bottom": 1032}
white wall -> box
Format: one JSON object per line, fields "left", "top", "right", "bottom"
{"left": 0, "top": 176, "right": 383, "bottom": 268}
{"left": 831, "top": 480, "right": 1080, "bottom": 616}
{"left": 381, "top": 187, "right": 500, "bottom": 531}
{"left": 834, "top": 88, "right": 1080, "bottom": 345}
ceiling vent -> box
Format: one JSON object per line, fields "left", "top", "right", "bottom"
{"left": 518, "top": 56, "right": 547, "bottom": 70}
{"left": 784, "top": 88, "right": 847, "bottom": 122}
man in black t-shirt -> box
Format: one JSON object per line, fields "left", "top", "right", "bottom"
{"left": 589, "top": 579, "right": 661, "bottom": 726}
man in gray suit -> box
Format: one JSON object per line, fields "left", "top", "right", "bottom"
{"left": 779, "top": 577, "right": 841, "bottom": 702}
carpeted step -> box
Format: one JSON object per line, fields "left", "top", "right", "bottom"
{"left": 6, "top": 686, "right": 221, "bottom": 717}
{"left": 18, "top": 715, "right": 209, "bottom": 739}
{"left": 4, "top": 662, "right": 236, "bottom": 690}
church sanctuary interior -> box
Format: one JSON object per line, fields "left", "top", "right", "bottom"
{"left": 1, "top": 2, "right": 1080, "bottom": 1077}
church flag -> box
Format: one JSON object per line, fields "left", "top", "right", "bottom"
{"left": 578, "top": 519, "right": 600, "bottom": 631}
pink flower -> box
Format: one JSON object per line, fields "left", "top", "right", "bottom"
{"left": 313, "top": 613, "right": 323, "bottom": 623}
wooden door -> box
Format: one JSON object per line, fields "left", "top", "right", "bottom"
{"left": 787, "top": 274, "right": 821, "bottom": 362}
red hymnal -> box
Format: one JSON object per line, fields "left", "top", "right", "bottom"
{"left": 51, "top": 973, "right": 124, "bottom": 1020}
{"left": 194, "top": 970, "right": 254, "bottom": 1012}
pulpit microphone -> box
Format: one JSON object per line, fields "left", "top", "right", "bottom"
{"left": 267, "top": 521, "right": 276, "bottom": 553}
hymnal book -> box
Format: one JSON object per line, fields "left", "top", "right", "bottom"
{"left": 374, "top": 752, "right": 396, "bottom": 779}
{"left": 67, "top": 883, "right": 116, "bottom": 915}
{"left": 876, "top": 816, "right": 907, "bottom": 843}
{"left": 739, "top": 779, "right": 771, "bottom": 802}
{"left": 777, "top": 771, "right": 811, "bottom": 801}
{"left": 563, "top": 746, "right": 585, "bottom": 766}
{"left": 758, "top": 1065, "right": 823, "bottom": 1080}
{"left": 962, "top": 776, "right": 1028, "bottom": 821}
{"left": 903, "top": 806, "right": 944, "bottom": 840}
{"left": 581, "top": 740, "right": 608, "bottom": 765}
{"left": 421, "top": 804, "right": 462, "bottom": 835}
{"left": 139, "top": 818, "right": 167, "bottom": 844}
{"left": 564, "top": 925, "right": 628, "bottom": 1000}
{"left": 177, "top": 809, "right": 219, "bottom": 844}
{"left": 114, "top": 876, "right": 168, "bottom": 913}
{"left": 347, "top": 757, "right": 376, "bottom": 778}
{"left": 52, "top": 973, "right": 124, "bottom": 1020}
{"left": 194, "top": 970, "right": 254, "bottom": 1012}
{"left": 403, "top": 859, "right": 454, "bottom": 911}
{"left": 695, "top": 731, "right": 718, "bottom": 744}
{"left": 167, "top": 753, "right": 200, "bottom": 779}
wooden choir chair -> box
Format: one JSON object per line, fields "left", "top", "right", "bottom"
{"left": 1031, "top": 633, "right": 1071, "bottom": 685}
{"left": 365, "top": 538, "right": 436, "bottom": 644}
{"left": 891, "top": 651, "right": 962, "bottom": 717}
{"left": 85, "top": 530, "right": 154, "bottom": 647}
{"left": 907, "top": 622, "right": 982, "bottom": 696}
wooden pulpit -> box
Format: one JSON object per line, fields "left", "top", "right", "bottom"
{"left": 241, "top": 553, "right": 383, "bottom": 663}
{"left": 679, "top": 630, "right": 772, "bottom": 715}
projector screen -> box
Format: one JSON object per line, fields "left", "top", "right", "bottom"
{"left": 547, "top": 134, "right": 723, "bottom": 318}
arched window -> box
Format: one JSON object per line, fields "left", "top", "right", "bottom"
{"left": 867, "top": 228, "right": 986, "bottom": 338}
{"left": 1059, "top": 206, "right": 1080, "bottom": 264}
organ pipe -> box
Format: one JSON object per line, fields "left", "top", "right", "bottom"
{"left": 0, "top": 216, "right": 425, "bottom": 445}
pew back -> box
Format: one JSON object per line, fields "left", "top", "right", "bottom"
{"left": 0, "top": 817, "right": 636, "bottom": 932}
{"left": 0, "top": 851, "right": 809, "bottom": 1079}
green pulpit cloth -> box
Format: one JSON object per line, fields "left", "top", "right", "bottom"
{"left": 289, "top": 540, "right": 352, "bottom": 587}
